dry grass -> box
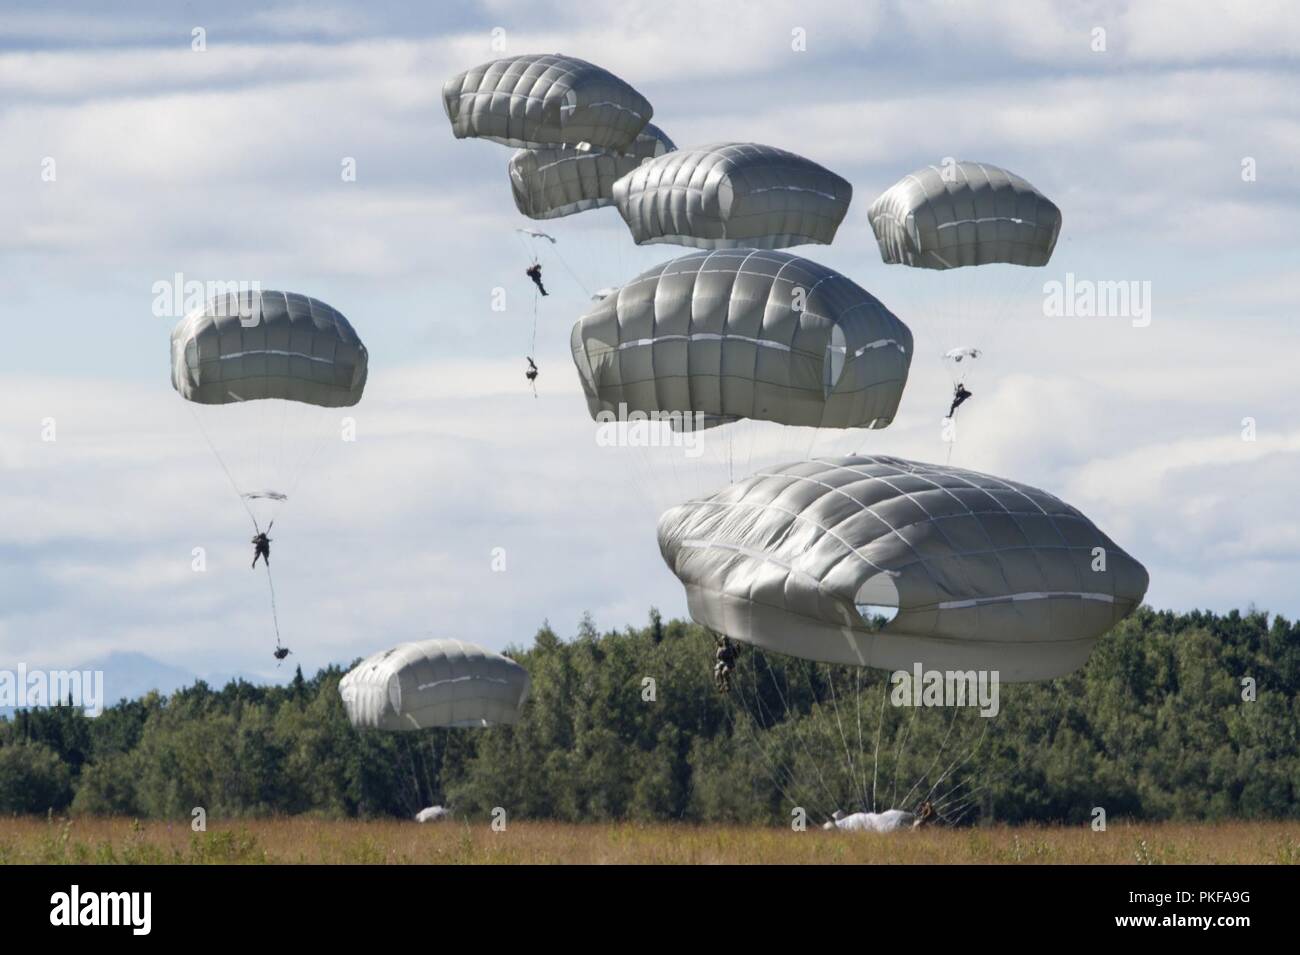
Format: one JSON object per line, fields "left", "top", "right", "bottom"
{"left": 1, "top": 816, "right": 1296, "bottom": 864}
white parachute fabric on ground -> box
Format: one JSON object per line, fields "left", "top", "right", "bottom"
{"left": 415, "top": 806, "right": 451, "bottom": 823}
{"left": 823, "top": 809, "right": 916, "bottom": 832}
{"left": 657, "top": 455, "right": 1149, "bottom": 681}
{"left": 867, "top": 161, "right": 1061, "bottom": 269}
{"left": 510, "top": 123, "right": 675, "bottom": 219}
{"left": 339, "top": 639, "right": 531, "bottom": 731}
{"left": 613, "top": 143, "right": 852, "bottom": 249}
{"left": 571, "top": 249, "right": 912, "bottom": 431}
{"left": 442, "top": 53, "right": 653, "bottom": 150}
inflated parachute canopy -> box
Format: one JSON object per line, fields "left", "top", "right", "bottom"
{"left": 509, "top": 123, "right": 675, "bottom": 219}
{"left": 442, "top": 53, "right": 653, "bottom": 151}
{"left": 339, "top": 639, "right": 531, "bottom": 731}
{"left": 170, "top": 290, "right": 367, "bottom": 407}
{"left": 571, "top": 250, "right": 913, "bottom": 431}
{"left": 868, "top": 161, "right": 1062, "bottom": 270}
{"left": 612, "top": 142, "right": 853, "bottom": 249}
{"left": 658, "top": 455, "right": 1148, "bottom": 681}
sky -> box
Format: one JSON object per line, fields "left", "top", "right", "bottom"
{"left": 2, "top": 0, "right": 1298, "bottom": 690}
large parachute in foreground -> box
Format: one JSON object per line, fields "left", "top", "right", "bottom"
{"left": 171, "top": 290, "right": 368, "bottom": 407}
{"left": 867, "top": 161, "right": 1061, "bottom": 270}
{"left": 571, "top": 250, "right": 913, "bottom": 432}
{"left": 339, "top": 639, "right": 531, "bottom": 731}
{"left": 509, "top": 122, "right": 675, "bottom": 219}
{"left": 613, "top": 142, "right": 853, "bottom": 249}
{"left": 442, "top": 53, "right": 652, "bottom": 151}
{"left": 658, "top": 455, "right": 1148, "bottom": 681}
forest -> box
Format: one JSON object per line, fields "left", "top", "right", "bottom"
{"left": 1, "top": 607, "right": 1296, "bottom": 825}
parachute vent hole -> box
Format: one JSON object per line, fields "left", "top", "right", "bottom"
{"left": 854, "top": 573, "right": 900, "bottom": 630}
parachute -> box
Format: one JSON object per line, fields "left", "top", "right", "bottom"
{"left": 442, "top": 53, "right": 653, "bottom": 151}
{"left": 516, "top": 228, "right": 557, "bottom": 244}
{"left": 171, "top": 290, "right": 367, "bottom": 408}
{"left": 510, "top": 123, "right": 675, "bottom": 220}
{"left": 657, "top": 454, "right": 1148, "bottom": 681}
{"left": 942, "top": 346, "right": 982, "bottom": 385}
{"left": 612, "top": 142, "right": 852, "bottom": 249}
{"left": 867, "top": 161, "right": 1062, "bottom": 270}
{"left": 171, "top": 289, "right": 367, "bottom": 529}
{"left": 339, "top": 639, "right": 531, "bottom": 731}
{"left": 571, "top": 249, "right": 912, "bottom": 432}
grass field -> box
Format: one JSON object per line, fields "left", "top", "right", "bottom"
{"left": 2, "top": 817, "right": 1298, "bottom": 864}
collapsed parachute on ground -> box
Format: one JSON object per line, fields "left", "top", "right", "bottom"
{"left": 868, "top": 161, "right": 1062, "bottom": 270}
{"left": 510, "top": 123, "right": 675, "bottom": 219}
{"left": 658, "top": 455, "right": 1148, "bottom": 681}
{"left": 171, "top": 290, "right": 368, "bottom": 407}
{"left": 339, "top": 639, "right": 530, "bottom": 731}
{"left": 612, "top": 142, "right": 853, "bottom": 249}
{"left": 571, "top": 250, "right": 913, "bottom": 432}
{"left": 442, "top": 53, "right": 652, "bottom": 151}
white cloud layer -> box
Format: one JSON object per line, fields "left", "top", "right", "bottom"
{"left": 1, "top": 1, "right": 1298, "bottom": 680}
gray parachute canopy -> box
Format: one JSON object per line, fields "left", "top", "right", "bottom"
{"left": 868, "top": 161, "right": 1062, "bottom": 269}
{"left": 509, "top": 123, "right": 675, "bottom": 220}
{"left": 170, "top": 290, "right": 368, "bottom": 407}
{"left": 571, "top": 249, "right": 913, "bottom": 431}
{"left": 442, "top": 53, "right": 652, "bottom": 151}
{"left": 612, "top": 142, "right": 853, "bottom": 249}
{"left": 658, "top": 455, "right": 1148, "bottom": 681}
{"left": 339, "top": 639, "right": 531, "bottom": 731}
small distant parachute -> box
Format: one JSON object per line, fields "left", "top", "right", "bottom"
{"left": 943, "top": 346, "right": 982, "bottom": 383}
{"left": 612, "top": 142, "right": 852, "bottom": 249}
{"left": 944, "top": 346, "right": 981, "bottom": 364}
{"left": 510, "top": 123, "right": 675, "bottom": 220}
{"left": 868, "top": 161, "right": 1061, "bottom": 270}
{"left": 442, "top": 53, "right": 652, "bottom": 151}
{"left": 658, "top": 455, "right": 1149, "bottom": 681}
{"left": 338, "top": 639, "right": 530, "bottom": 731}
{"left": 516, "top": 228, "right": 557, "bottom": 244}
{"left": 571, "top": 249, "right": 912, "bottom": 431}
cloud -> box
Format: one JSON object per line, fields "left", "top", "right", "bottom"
{"left": 2, "top": 2, "right": 1298, "bottom": 680}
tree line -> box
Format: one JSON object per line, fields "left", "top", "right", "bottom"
{"left": 1, "top": 607, "right": 1296, "bottom": 824}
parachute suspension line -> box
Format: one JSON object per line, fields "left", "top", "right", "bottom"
{"left": 280, "top": 406, "right": 331, "bottom": 509}
{"left": 548, "top": 243, "right": 593, "bottom": 300}
{"left": 187, "top": 404, "right": 258, "bottom": 532}
{"left": 264, "top": 562, "right": 283, "bottom": 647}
{"left": 822, "top": 668, "right": 866, "bottom": 812}
{"left": 870, "top": 675, "right": 888, "bottom": 813}
{"left": 888, "top": 701, "right": 921, "bottom": 811}
{"left": 754, "top": 652, "right": 842, "bottom": 814}
{"left": 855, "top": 667, "right": 869, "bottom": 810}
{"left": 897, "top": 705, "right": 962, "bottom": 812}
{"left": 530, "top": 286, "right": 539, "bottom": 356}
{"left": 726, "top": 667, "right": 818, "bottom": 818}
{"left": 726, "top": 646, "right": 820, "bottom": 815}
{"left": 919, "top": 718, "right": 990, "bottom": 810}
